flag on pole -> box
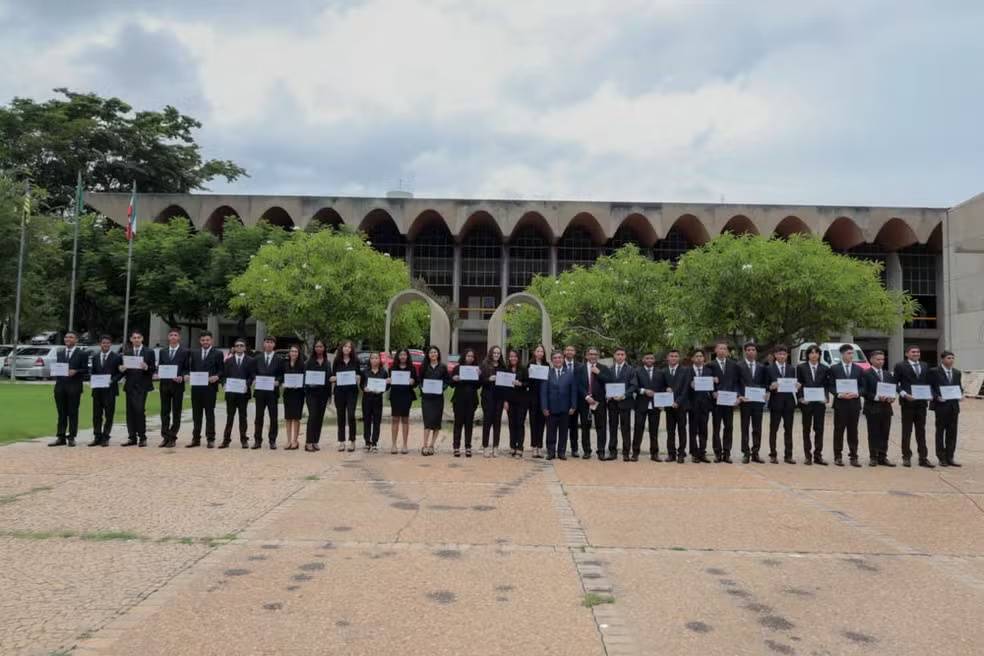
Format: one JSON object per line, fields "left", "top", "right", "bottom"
{"left": 125, "top": 182, "right": 137, "bottom": 241}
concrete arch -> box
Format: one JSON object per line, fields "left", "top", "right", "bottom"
{"left": 669, "top": 214, "right": 711, "bottom": 245}
{"left": 155, "top": 204, "right": 190, "bottom": 224}
{"left": 486, "top": 292, "right": 552, "bottom": 355}
{"left": 509, "top": 211, "right": 554, "bottom": 242}
{"left": 407, "top": 209, "right": 452, "bottom": 241}
{"left": 823, "top": 216, "right": 864, "bottom": 250}
{"left": 459, "top": 210, "right": 503, "bottom": 241}
{"left": 310, "top": 207, "right": 344, "bottom": 230}
{"left": 259, "top": 206, "right": 295, "bottom": 230}
{"left": 615, "top": 213, "right": 659, "bottom": 247}
{"left": 773, "top": 215, "right": 811, "bottom": 238}
{"left": 722, "top": 215, "right": 759, "bottom": 235}
{"left": 384, "top": 289, "right": 451, "bottom": 358}
{"left": 926, "top": 222, "right": 943, "bottom": 252}
{"left": 359, "top": 208, "right": 398, "bottom": 234}
{"left": 203, "top": 205, "right": 243, "bottom": 236}
{"left": 873, "top": 217, "right": 919, "bottom": 251}
{"left": 563, "top": 212, "right": 607, "bottom": 245}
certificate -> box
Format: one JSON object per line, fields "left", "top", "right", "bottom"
{"left": 744, "top": 386, "right": 766, "bottom": 403}
{"left": 283, "top": 373, "right": 305, "bottom": 389}
{"left": 157, "top": 364, "right": 178, "bottom": 380}
{"left": 605, "top": 383, "right": 626, "bottom": 399}
{"left": 940, "top": 385, "right": 962, "bottom": 401}
{"left": 422, "top": 378, "right": 443, "bottom": 395}
{"left": 366, "top": 377, "right": 387, "bottom": 393}
{"left": 496, "top": 371, "right": 517, "bottom": 388}
{"left": 651, "top": 391, "right": 674, "bottom": 408}
{"left": 391, "top": 370, "right": 411, "bottom": 386}
{"left": 225, "top": 377, "right": 247, "bottom": 394}
{"left": 836, "top": 379, "right": 858, "bottom": 395}
{"left": 254, "top": 375, "right": 275, "bottom": 391}
{"left": 910, "top": 384, "right": 932, "bottom": 401}
{"left": 190, "top": 371, "right": 210, "bottom": 386}
{"left": 305, "top": 370, "right": 326, "bottom": 386}
{"left": 123, "top": 355, "right": 144, "bottom": 370}
{"left": 528, "top": 364, "right": 549, "bottom": 380}
{"left": 693, "top": 376, "right": 714, "bottom": 392}
{"left": 716, "top": 390, "right": 738, "bottom": 406}
{"left": 89, "top": 374, "right": 111, "bottom": 389}
{"left": 335, "top": 370, "right": 357, "bottom": 386}
{"left": 876, "top": 382, "right": 897, "bottom": 399}
{"left": 803, "top": 387, "right": 826, "bottom": 403}
{"left": 458, "top": 365, "right": 480, "bottom": 381}
{"left": 51, "top": 362, "right": 69, "bottom": 377}
{"left": 777, "top": 377, "right": 798, "bottom": 394}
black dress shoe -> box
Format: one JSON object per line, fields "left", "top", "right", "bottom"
{"left": 158, "top": 439, "right": 169, "bottom": 448}
{"left": 67, "top": 438, "right": 76, "bottom": 447}
{"left": 241, "top": 440, "right": 249, "bottom": 449}
{"left": 571, "top": 451, "right": 580, "bottom": 458}
{"left": 218, "top": 441, "right": 231, "bottom": 449}
{"left": 878, "top": 458, "right": 896, "bottom": 467}
{"left": 206, "top": 441, "right": 215, "bottom": 449}
{"left": 186, "top": 439, "right": 201, "bottom": 448}
{"left": 87, "top": 438, "right": 102, "bottom": 447}
{"left": 622, "top": 453, "right": 630, "bottom": 462}
{"left": 949, "top": 461, "right": 962, "bottom": 467}
{"left": 834, "top": 457, "right": 844, "bottom": 467}
{"left": 938, "top": 459, "right": 950, "bottom": 467}
{"left": 630, "top": 454, "right": 639, "bottom": 462}
{"left": 869, "top": 458, "right": 878, "bottom": 467}
{"left": 849, "top": 457, "right": 861, "bottom": 468}
{"left": 902, "top": 457, "right": 911, "bottom": 468}
{"left": 699, "top": 455, "right": 711, "bottom": 463}
{"left": 803, "top": 458, "right": 813, "bottom": 466}
{"left": 251, "top": 441, "right": 262, "bottom": 450}
{"left": 769, "top": 455, "right": 779, "bottom": 464}
{"left": 608, "top": 451, "right": 618, "bottom": 460}
{"left": 813, "top": 456, "right": 828, "bottom": 466}
{"left": 677, "top": 455, "right": 686, "bottom": 464}
{"left": 714, "top": 454, "right": 724, "bottom": 463}
{"left": 582, "top": 453, "right": 591, "bottom": 460}
{"left": 784, "top": 457, "right": 796, "bottom": 464}
{"left": 121, "top": 438, "right": 137, "bottom": 447}
{"left": 741, "top": 454, "right": 751, "bottom": 464}
{"left": 546, "top": 454, "right": 555, "bottom": 460}
{"left": 269, "top": 442, "right": 277, "bottom": 450}
{"left": 651, "top": 454, "right": 662, "bottom": 462}
{"left": 49, "top": 437, "right": 67, "bottom": 447}
{"left": 723, "top": 455, "right": 733, "bottom": 464}
{"left": 918, "top": 459, "right": 935, "bottom": 469}
{"left": 751, "top": 454, "right": 764, "bottom": 464}
{"left": 138, "top": 438, "right": 147, "bottom": 447}
{"left": 100, "top": 439, "right": 110, "bottom": 447}
{"left": 558, "top": 454, "right": 568, "bottom": 460}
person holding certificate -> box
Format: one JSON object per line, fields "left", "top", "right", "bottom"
{"left": 929, "top": 351, "right": 962, "bottom": 467}
{"left": 282, "top": 345, "right": 306, "bottom": 450}
{"left": 48, "top": 331, "right": 89, "bottom": 447}
{"left": 736, "top": 342, "right": 768, "bottom": 464}
{"left": 156, "top": 328, "right": 189, "bottom": 448}
{"left": 663, "top": 349, "right": 691, "bottom": 463}
{"left": 450, "top": 348, "right": 481, "bottom": 457}
{"left": 221, "top": 338, "right": 254, "bottom": 449}
{"left": 893, "top": 345, "right": 934, "bottom": 468}
{"left": 480, "top": 345, "right": 506, "bottom": 457}
{"left": 827, "top": 344, "right": 863, "bottom": 467}
{"left": 541, "top": 351, "right": 577, "bottom": 460}
{"left": 503, "top": 349, "right": 530, "bottom": 457}
{"left": 861, "top": 350, "right": 897, "bottom": 467}
{"left": 796, "top": 345, "right": 829, "bottom": 465}
{"left": 419, "top": 346, "right": 449, "bottom": 456}
{"left": 687, "top": 349, "right": 714, "bottom": 463}
{"left": 253, "top": 336, "right": 284, "bottom": 449}
{"left": 606, "top": 347, "right": 636, "bottom": 461}
{"left": 331, "top": 340, "right": 361, "bottom": 452}
{"left": 526, "top": 345, "right": 549, "bottom": 458}
{"left": 575, "top": 347, "right": 609, "bottom": 459}
{"left": 304, "top": 340, "right": 331, "bottom": 451}
{"left": 631, "top": 352, "right": 666, "bottom": 462}
{"left": 87, "top": 335, "right": 121, "bottom": 447}
{"left": 361, "top": 352, "right": 388, "bottom": 452}
{"left": 119, "top": 330, "right": 156, "bottom": 447}
{"left": 708, "top": 341, "right": 739, "bottom": 463}
{"left": 765, "top": 345, "right": 798, "bottom": 464}
{"left": 187, "top": 331, "right": 224, "bottom": 448}
{"left": 388, "top": 349, "right": 417, "bottom": 455}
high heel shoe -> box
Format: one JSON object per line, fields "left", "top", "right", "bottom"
{"left": 465, "top": 449, "right": 472, "bottom": 458}
{"left": 304, "top": 444, "right": 315, "bottom": 452}
{"left": 453, "top": 449, "right": 461, "bottom": 457}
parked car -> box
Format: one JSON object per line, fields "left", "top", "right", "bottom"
{"left": 793, "top": 342, "right": 871, "bottom": 371}
{"left": 30, "top": 331, "right": 59, "bottom": 345}
{"left": 380, "top": 348, "right": 426, "bottom": 376}
{"left": 446, "top": 353, "right": 460, "bottom": 374}
{"left": 0, "top": 345, "right": 15, "bottom": 377}
{"left": 7, "top": 345, "right": 60, "bottom": 379}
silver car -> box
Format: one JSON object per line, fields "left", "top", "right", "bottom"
{"left": 6, "top": 345, "right": 60, "bottom": 379}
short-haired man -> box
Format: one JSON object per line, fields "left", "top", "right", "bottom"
{"left": 861, "top": 350, "right": 896, "bottom": 467}
{"left": 118, "top": 330, "right": 156, "bottom": 447}
{"left": 221, "top": 338, "right": 255, "bottom": 448}
{"left": 253, "top": 336, "right": 284, "bottom": 449}
{"left": 687, "top": 349, "right": 713, "bottom": 463}
{"left": 541, "top": 351, "right": 577, "bottom": 460}
{"left": 796, "top": 344, "right": 829, "bottom": 465}
{"left": 157, "top": 328, "right": 189, "bottom": 448}
{"left": 49, "top": 331, "right": 89, "bottom": 447}
{"left": 765, "top": 345, "right": 798, "bottom": 464}
{"left": 664, "top": 349, "right": 690, "bottom": 464}
{"left": 893, "top": 345, "right": 934, "bottom": 468}
{"left": 607, "top": 347, "right": 636, "bottom": 461}
{"left": 737, "top": 341, "right": 767, "bottom": 464}
{"left": 708, "top": 340, "right": 739, "bottom": 463}
{"left": 187, "top": 331, "right": 224, "bottom": 448}
{"left": 828, "top": 344, "right": 863, "bottom": 467}
{"left": 632, "top": 351, "right": 666, "bottom": 462}
{"left": 88, "top": 335, "right": 122, "bottom": 447}
{"left": 576, "top": 347, "right": 609, "bottom": 459}
{"left": 563, "top": 345, "right": 581, "bottom": 457}
{"left": 929, "top": 350, "right": 962, "bottom": 467}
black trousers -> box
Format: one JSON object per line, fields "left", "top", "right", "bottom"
{"left": 579, "top": 403, "right": 606, "bottom": 455}
{"left": 712, "top": 405, "right": 735, "bottom": 457}
{"left": 54, "top": 385, "right": 82, "bottom": 438}
{"left": 832, "top": 401, "right": 861, "bottom": 458}
{"left": 768, "top": 404, "right": 795, "bottom": 458}
{"left": 666, "top": 406, "right": 688, "bottom": 457}
{"left": 508, "top": 403, "right": 528, "bottom": 450}
{"left": 688, "top": 405, "right": 710, "bottom": 456}
{"left": 546, "top": 412, "right": 570, "bottom": 456}
{"left": 632, "top": 408, "right": 661, "bottom": 457}
{"left": 800, "top": 402, "right": 825, "bottom": 458}
{"left": 254, "top": 390, "right": 279, "bottom": 443}
{"left": 900, "top": 401, "right": 928, "bottom": 460}
{"left": 223, "top": 393, "right": 249, "bottom": 442}
{"left": 739, "top": 403, "right": 764, "bottom": 455}
{"left": 305, "top": 393, "right": 328, "bottom": 444}
{"left": 160, "top": 382, "right": 184, "bottom": 439}
{"left": 453, "top": 400, "right": 477, "bottom": 450}
{"left": 865, "top": 412, "right": 891, "bottom": 459}
{"left": 568, "top": 405, "right": 580, "bottom": 453}
{"left": 481, "top": 394, "right": 504, "bottom": 448}
{"left": 125, "top": 387, "right": 149, "bottom": 439}
{"left": 607, "top": 403, "right": 632, "bottom": 455}
{"left": 934, "top": 406, "right": 959, "bottom": 462}
{"left": 91, "top": 390, "right": 116, "bottom": 440}
{"left": 191, "top": 385, "right": 218, "bottom": 441}
{"left": 335, "top": 391, "right": 357, "bottom": 442}
{"left": 362, "top": 394, "right": 383, "bottom": 445}
{"left": 529, "top": 395, "right": 545, "bottom": 448}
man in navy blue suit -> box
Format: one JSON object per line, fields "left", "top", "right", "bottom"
{"left": 540, "top": 351, "right": 577, "bottom": 460}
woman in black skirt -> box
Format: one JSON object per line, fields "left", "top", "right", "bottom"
{"left": 450, "top": 348, "right": 480, "bottom": 458}
{"left": 331, "top": 340, "right": 360, "bottom": 452}
{"left": 304, "top": 340, "right": 331, "bottom": 452}
{"left": 361, "top": 352, "right": 388, "bottom": 452}
{"left": 282, "top": 344, "right": 306, "bottom": 450}
{"left": 419, "top": 345, "right": 448, "bottom": 456}
{"left": 526, "top": 344, "right": 548, "bottom": 458}
{"left": 480, "top": 345, "right": 505, "bottom": 457}
{"left": 388, "top": 349, "right": 417, "bottom": 454}
{"left": 503, "top": 348, "right": 530, "bottom": 458}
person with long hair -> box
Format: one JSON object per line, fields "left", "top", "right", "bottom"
{"left": 450, "top": 348, "right": 481, "bottom": 457}
{"left": 331, "top": 339, "right": 360, "bottom": 452}
{"left": 388, "top": 349, "right": 417, "bottom": 454}
{"left": 282, "top": 344, "right": 306, "bottom": 450}
{"left": 304, "top": 340, "right": 331, "bottom": 452}
{"left": 361, "top": 352, "right": 388, "bottom": 452}
{"left": 503, "top": 348, "right": 530, "bottom": 457}
{"left": 419, "top": 345, "right": 449, "bottom": 456}
{"left": 526, "top": 344, "right": 548, "bottom": 458}
{"left": 480, "top": 345, "right": 506, "bottom": 457}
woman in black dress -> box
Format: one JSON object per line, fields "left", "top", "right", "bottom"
{"left": 282, "top": 344, "right": 306, "bottom": 450}
{"left": 331, "top": 339, "right": 360, "bottom": 452}
{"left": 419, "top": 345, "right": 448, "bottom": 456}
{"left": 526, "top": 344, "right": 548, "bottom": 458}
{"left": 503, "top": 348, "right": 530, "bottom": 458}
{"left": 388, "top": 349, "right": 417, "bottom": 454}
{"left": 304, "top": 340, "right": 331, "bottom": 452}
{"left": 361, "top": 352, "right": 388, "bottom": 452}
{"left": 450, "top": 348, "right": 480, "bottom": 458}
{"left": 480, "top": 345, "right": 505, "bottom": 458}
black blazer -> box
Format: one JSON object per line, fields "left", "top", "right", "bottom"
{"left": 575, "top": 362, "right": 610, "bottom": 408}
{"left": 89, "top": 349, "right": 122, "bottom": 396}
{"left": 420, "top": 362, "right": 450, "bottom": 393}
{"left": 929, "top": 367, "right": 961, "bottom": 413}
{"left": 827, "top": 361, "right": 864, "bottom": 407}
{"left": 54, "top": 347, "right": 89, "bottom": 391}
{"left": 633, "top": 365, "right": 667, "bottom": 412}
{"left": 498, "top": 365, "right": 529, "bottom": 406}
{"left": 688, "top": 363, "right": 715, "bottom": 410}
{"left": 862, "top": 368, "right": 896, "bottom": 417}
{"left": 254, "top": 352, "right": 285, "bottom": 397}
{"left": 796, "top": 361, "right": 829, "bottom": 403}
{"left": 736, "top": 359, "right": 768, "bottom": 404}
{"left": 606, "top": 362, "right": 636, "bottom": 410}
{"left": 361, "top": 365, "right": 389, "bottom": 394}
{"left": 189, "top": 347, "right": 224, "bottom": 384}
{"left": 157, "top": 345, "right": 190, "bottom": 388}
{"left": 304, "top": 357, "right": 331, "bottom": 398}
{"left": 121, "top": 346, "right": 156, "bottom": 393}
{"left": 664, "top": 365, "right": 691, "bottom": 409}
{"left": 331, "top": 356, "right": 361, "bottom": 396}
{"left": 450, "top": 369, "right": 480, "bottom": 410}
{"left": 708, "top": 358, "right": 740, "bottom": 393}
{"left": 893, "top": 359, "right": 930, "bottom": 406}
{"left": 223, "top": 354, "right": 255, "bottom": 397}
{"left": 765, "top": 362, "right": 797, "bottom": 410}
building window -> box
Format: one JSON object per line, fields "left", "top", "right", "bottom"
{"left": 558, "top": 226, "right": 600, "bottom": 271}
{"left": 652, "top": 226, "right": 692, "bottom": 264}
{"left": 509, "top": 227, "right": 549, "bottom": 291}
{"left": 605, "top": 225, "right": 649, "bottom": 256}
{"left": 838, "top": 242, "right": 887, "bottom": 286}
{"left": 412, "top": 224, "right": 453, "bottom": 290}
{"left": 461, "top": 226, "right": 501, "bottom": 288}
{"left": 365, "top": 220, "right": 406, "bottom": 260}
{"left": 900, "top": 243, "right": 938, "bottom": 328}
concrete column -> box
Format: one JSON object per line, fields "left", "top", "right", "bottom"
{"left": 207, "top": 314, "right": 221, "bottom": 346}
{"left": 452, "top": 243, "right": 462, "bottom": 307}
{"left": 405, "top": 245, "right": 414, "bottom": 280}
{"left": 935, "top": 252, "right": 946, "bottom": 353}
{"left": 254, "top": 319, "right": 267, "bottom": 351}
{"left": 500, "top": 244, "right": 509, "bottom": 300}
{"left": 148, "top": 314, "right": 167, "bottom": 348}
{"left": 885, "top": 252, "right": 904, "bottom": 364}
{"left": 549, "top": 243, "right": 558, "bottom": 277}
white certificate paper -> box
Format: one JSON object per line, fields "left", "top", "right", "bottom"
{"left": 305, "top": 370, "right": 326, "bottom": 386}
{"left": 366, "top": 377, "right": 386, "bottom": 393}
{"left": 89, "top": 374, "right": 111, "bottom": 389}
{"left": 744, "top": 386, "right": 766, "bottom": 403}
{"left": 528, "top": 364, "right": 549, "bottom": 380}
{"left": 157, "top": 364, "right": 178, "bottom": 380}
{"left": 123, "top": 355, "right": 144, "bottom": 370}
{"left": 940, "top": 385, "right": 962, "bottom": 401}
{"left": 51, "top": 362, "right": 69, "bottom": 377}
{"left": 190, "top": 371, "right": 210, "bottom": 386}
{"left": 283, "top": 373, "right": 305, "bottom": 389}
{"left": 605, "top": 383, "right": 626, "bottom": 399}
{"left": 836, "top": 379, "right": 858, "bottom": 395}
{"left": 254, "top": 375, "right": 275, "bottom": 391}
{"left": 422, "top": 378, "right": 443, "bottom": 395}
{"left": 910, "top": 384, "right": 933, "bottom": 401}
{"left": 777, "top": 378, "right": 798, "bottom": 394}
{"left": 496, "top": 371, "right": 517, "bottom": 388}
{"left": 458, "top": 365, "right": 480, "bottom": 381}
{"left": 225, "top": 377, "right": 247, "bottom": 394}
{"left": 694, "top": 376, "right": 714, "bottom": 392}
{"left": 391, "top": 370, "right": 411, "bottom": 386}
{"left": 804, "top": 387, "right": 826, "bottom": 403}
{"left": 716, "top": 390, "right": 738, "bottom": 406}
{"left": 335, "top": 370, "right": 357, "bottom": 386}
{"left": 651, "top": 391, "right": 674, "bottom": 408}
{"left": 876, "top": 382, "right": 897, "bottom": 399}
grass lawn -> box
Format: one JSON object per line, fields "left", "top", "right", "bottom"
{"left": 0, "top": 381, "right": 161, "bottom": 445}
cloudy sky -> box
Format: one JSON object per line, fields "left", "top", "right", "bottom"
{"left": 1, "top": 1, "right": 981, "bottom": 206}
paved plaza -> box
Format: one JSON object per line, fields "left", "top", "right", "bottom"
{"left": 2, "top": 402, "right": 983, "bottom": 656}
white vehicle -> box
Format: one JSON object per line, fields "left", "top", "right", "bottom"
{"left": 793, "top": 342, "right": 872, "bottom": 371}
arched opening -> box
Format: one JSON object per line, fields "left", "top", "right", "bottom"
{"left": 926, "top": 222, "right": 943, "bottom": 253}
{"left": 607, "top": 213, "right": 657, "bottom": 255}
{"left": 310, "top": 207, "right": 344, "bottom": 231}
{"left": 823, "top": 217, "right": 864, "bottom": 251}
{"left": 722, "top": 215, "right": 758, "bottom": 236}
{"left": 487, "top": 292, "right": 553, "bottom": 356}
{"left": 361, "top": 209, "right": 406, "bottom": 260}
{"left": 509, "top": 223, "right": 550, "bottom": 293}
{"left": 773, "top": 216, "right": 811, "bottom": 239}
{"left": 411, "top": 213, "right": 454, "bottom": 301}
{"left": 668, "top": 214, "right": 711, "bottom": 246}
{"left": 652, "top": 225, "right": 694, "bottom": 264}
{"left": 407, "top": 209, "right": 452, "bottom": 241}
{"left": 259, "top": 206, "right": 295, "bottom": 230}
{"left": 384, "top": 289, "right": 451, "bottom": 357}
{"left": 558, "top": 212, "right": 604, "bottom": 271}
{"left": 155, "top": 204, "right": 190, "bottom": 224}
{"left": 874, "top": 218, "right": 919, "bottom": 252}
{"left": 837, "top": 242, "right": 887, "bottom": 286}
{"left": 203, "top": 205, "right": 241, "bottom": 237}
{"left": 460, "top": 212, "right": 503, "bottom": 325}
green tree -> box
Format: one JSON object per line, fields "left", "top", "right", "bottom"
{"left": 667, "top": 233, "right": 918, "bottom": 351}
{"left": 66, "top": 214, "right": 129, "bottom": 338}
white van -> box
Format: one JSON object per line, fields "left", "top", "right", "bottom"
{"left": 793, "top": 342, "right": 871, "bottom": 371}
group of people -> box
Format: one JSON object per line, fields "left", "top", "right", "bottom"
{"left": 48, "top": 331, "right": 964, "bottom": 468}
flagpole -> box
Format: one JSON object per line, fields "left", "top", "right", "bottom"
{"left": 122, "top": 181, "right": 136, "bottom": 343}
{"left": 67, "top": 170, "right": 82, "bottom": 332}
{"left": 10, "top": 181, "right": 29, "bottom": 381}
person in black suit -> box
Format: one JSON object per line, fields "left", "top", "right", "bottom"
{"left": 221, "top": 338, "right": 254, "bottom": 448}
{"left": 450, "top": 348, "right": 481, "bottom": 458}
{"left": 827, "top": 344, "right": 864, "bottom": 467}
{"left": 118, "top": 330, "right": 156, "bottom": 447}
{"left": 87, "top": 334, "right": 122, "bottom": 447}
{"left": 575, "top": 347, "right": 609, "bottom": 459}
{"left": 331, "top": 339, "right": 361, "bottom": 452}
{"left": 419, "top": 345, "right": 449, "bottom": 456}
{"left": 737, "top": 341, "right": 768, "bottom": 464}
{"left": 708, "top": 340, "right": 739, "bottom": 463}
{"left": 765, "top": 345, "right": 798, "bottom": 464}
{"left": 893, "top": 345, "right": 934, "bottom": 468}
{"left": 929, "top": 350, "right": 962, "bottom": 467}
{"left": 796, "top": 344, "right": 829, "bottom": 465}
{"left": 664, "top": 349, "right": 690, "bottom": 464}
{"left": 861, "top": 350, "right": 896, "bottom": 467}
{"left": 304, "top": 340, "right": 331, "bottom": 452}
{"left": 632, "top": 351, "right": 666, "bottom": 462}
{"left": 49, "top": 331, "right": 89, "bottom": 447}
{"left": 187, "top": 331, "right": 224, "bottom": 448}
{"left": 563, "top": 344, "right": 581, "bottom": 457}
{"left": 503, "top": 348, "right": 530, "bottom": 457}
{"left": 540, "top": 351, "right": 577, "bottom": 460}
{"left": 480, "top": 345, "right": 506, "bottom": 457}
{"left": 361, "top": 351, "right": 388, "bottom": 452}
{"left": 253, "top": 336, "right": 284, "bottom": 449}
{"left": 157, "top": 327, "right": 189, "bottom": 448}
{"left": 607, "top": 347, "right": 636, "bottom": 461}
{"left": 526, "top": 345, "right": 549, "bottom": 459}
{"left": 281, "top": 344, "right": 306, "bottom": 450}
{"left": 687, "top": 349, "right": 713, "bottom": 463}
